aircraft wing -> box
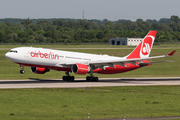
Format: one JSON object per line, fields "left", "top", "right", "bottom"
{"left": 63, "top": 50, "right": 176, "bottom": 68}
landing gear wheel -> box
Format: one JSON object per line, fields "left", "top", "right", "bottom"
{"left": 86, "top": 76, "right": 98, "bottom": 82}
{"left": 62, "top": 76, "right": 75, "bottom": 82}
{"left": 20, "top": 70, "right": 25, "bottom": 74}
{"left": 70, "top": 76, "right": 75, "bottom": 82}
{"left": 94, "top": 77, "right": 98, "bottom": 82}
{"left": 86, "top": 76, "right": 90, "bottom": 81}
{"left": 62, "top": 76, "right": 66, "bottom": 81}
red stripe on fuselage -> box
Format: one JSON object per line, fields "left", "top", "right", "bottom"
{"left": 15, "top": 61, "right": 151, "bottom": 74}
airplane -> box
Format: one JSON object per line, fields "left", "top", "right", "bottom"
{"left": 5, "top": 30, "right": 176, "bottom": 82}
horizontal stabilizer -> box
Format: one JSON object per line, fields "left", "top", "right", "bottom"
{"left": 139, "top": 60, "right": 174, "bottom": 67}
{"left": 150, "top": 60, "right": 174, "bottom": 63}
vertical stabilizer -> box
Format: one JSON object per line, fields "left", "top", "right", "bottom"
{"left": 125, "top": 30, "right": 157, "bottom": 59}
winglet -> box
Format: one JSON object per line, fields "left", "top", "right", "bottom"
{"left": 167, "top": 50, "right": 176, "bottom": 56}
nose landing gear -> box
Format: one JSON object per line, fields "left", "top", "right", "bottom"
{"left": 20, "top": 65, "right": 25, "bottom": 74}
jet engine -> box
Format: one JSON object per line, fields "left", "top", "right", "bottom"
{"left": 30, "top": 67, "right": 50, "bottom": 74}
{"left": 72, "top": 63, "right": 90, "bottom": 74}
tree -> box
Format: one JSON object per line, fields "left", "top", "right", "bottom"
{"left": 100, "top": 24, "right": 106, "bottom": 31}
{"left": 18, "top": 32, "right": 29, "bottom": 43}
{"left": 170, "top": 15, "right": 180, "bottom": 23}
{"left": 146, "top": 19, "right": 158, "bottom": 24}
{"left": 7, "top": 33, "right": 18, "bottom": 43}
{"left": 86, "top": 31, "right": 96, "bottom": 39}
{"left": 159, "top": 18, "right": 171, "bottom": 24}
{"left": 27, "top": 28, "right": 34, "bottom": 35}
{"left": 136, "top": 18, "right": 143, "bottom": 22}
{"left": 4, "top": 21, "right": 14, "bottom": 27}
{"left": 151, "top": 23, "right": 160, "bottom": 30}
{"left": 33, "top": 33, "right": 46, "bottom": 43}
{"left": 37, "top": 20, "right": 51, "bottom": 31}
{"left": 96, "top": 32, "right": 104, "bottom": 39}
{"left": 0, "top": 30, "right": 6, "bottom": 43}
{"left": 74, "top": 32, "right": 80, "bottom": 41}
{"left": 16, "top": 24, "right": 27, "bottom": 31}
{"left": 169, "top": 21, "right": 178, "bottom": 31}
{"left": 91, "top": 22, "right": 99, "bottom": 30}
{"left": 53, "top": 19, "right": 65, "bottom": 26}
{"left": 28, "top": 35, "right": 36, "bottom": 43}
{"left": 66, "top": 21, "right": 76, "bottom": 28}
{"left": 21, "top": 20, "right": 33, "bottom": 26}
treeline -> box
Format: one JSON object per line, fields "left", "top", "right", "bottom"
{"left": 0, "top": 15, "right": 180, "bottom": 44}
{"left": 0, "top": 18, "right": 173, "bottom": 25}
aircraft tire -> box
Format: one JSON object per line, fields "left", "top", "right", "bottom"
{"left": 94, "top": 77, "right": 98, "bottom": 82}
{"left": 62, "top": 76, "right": 74, "bottom": 82}
{"left": 86, "top": 76, "right": 90, "bottom": 81}
{"left": 20, "top": 70, "right": 25, "bottom": 74}
{"left": 62, "top": 76, "right": 66, "bottom": 81}
{"left": 70, "top": 76, "right": 75, "bottom": 82}
{"left": 86, "top": 76, "right": 98, "bottom": 82}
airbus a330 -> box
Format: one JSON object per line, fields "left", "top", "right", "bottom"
{"left": 5, "top": 30, "right": 176, "bottom": 82}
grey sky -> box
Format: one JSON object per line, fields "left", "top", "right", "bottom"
{"left": 0, "top": 0, "right": 179, "bottom": 21}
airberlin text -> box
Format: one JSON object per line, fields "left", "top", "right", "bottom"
{"left": 30, "top": 50, "right": 59, "bottom": 60}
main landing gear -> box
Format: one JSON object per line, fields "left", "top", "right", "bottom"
{"left": 20, "top": 65, "right": 25, "bottom": 74}
{"left": 86, "top": 65, "right": 99, "bottom": 82}
{"left": 62, "top": 72, "right": 75, "bottom": 82}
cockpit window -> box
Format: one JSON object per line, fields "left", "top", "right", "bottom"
{"left": 9, "top": 50, "right": 18, "bottom": 53}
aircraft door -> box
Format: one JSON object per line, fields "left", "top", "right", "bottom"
{"left": 24, "top": 50, "right": 30, "bottom": 58}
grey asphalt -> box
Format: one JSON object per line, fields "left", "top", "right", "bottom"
{"left": 0, "top": 77, "right": 180, "bottom": 89}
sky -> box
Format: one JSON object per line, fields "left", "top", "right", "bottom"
{"left": 0, "top": 0, "right": 180, "bottom": 21}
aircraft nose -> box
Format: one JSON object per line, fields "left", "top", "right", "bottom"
{"left": 5, "top": 52, "right": 10, "bottom": 59}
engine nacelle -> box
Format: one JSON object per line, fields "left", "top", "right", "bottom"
{"left": 72, "top": 63, "right": 90, "bottom": 74}
{"left": 30, "top": 67, "right": 50, "bottom": 74}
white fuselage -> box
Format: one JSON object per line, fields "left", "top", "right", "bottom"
{"left": 6, "top": 45, "right": 154, "bottom": 75}
{"left": 5, "top": 47, "right": 123, "bottom": 70}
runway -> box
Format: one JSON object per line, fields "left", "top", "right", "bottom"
{"left": 0, "top": 77, "right": 180, "bottom": 89}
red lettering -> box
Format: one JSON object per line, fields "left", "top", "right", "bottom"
{"left": 30, "top": 50, "right": 59, "bottom": 60}
{"left": 51, "top": 52, "right": 55, "bottom": 59}
{"left": 55, "top": 54, "right": 59, "bottom": 60}
{"left": 40, "top": 52, "right": 44, "bottom": 58}
{"left": 30, "top": 52, "right": 35, "bottom": 57}
{"left": 44, "top": 53, "right": 48, "bottom": 59}
{"left": 35, "top": 50, "right": 38, "bottom": 57}
{"left": 49, "top": 53, "right": 51, "bottom": 59}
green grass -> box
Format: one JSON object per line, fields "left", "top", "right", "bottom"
{"left": 0, "top": 86, "right": 180, "bottom": 119}
{"left": 0, "top": 43, "right": 180, "bottom": 49}
{"left": 0, "top": 48, "right": 180, "bottom": 80}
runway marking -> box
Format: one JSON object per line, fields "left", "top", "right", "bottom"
{"left": 0, "top": 77, "right": 180, "bottom": 89}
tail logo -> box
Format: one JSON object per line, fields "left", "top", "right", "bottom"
{"left": 126, "top": 31, "right": 157, "bottom": 59}
{"left": 140, "top": 36, "right": 154, "bottom": 57}
{"left": 142, "top": 43, "right": 150, "bottom": 55}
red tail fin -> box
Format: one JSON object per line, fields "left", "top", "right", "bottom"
{"left": 125, "top": 30, "right": 157, "bottom": 59}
